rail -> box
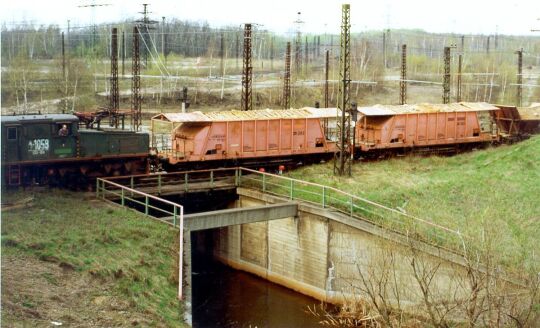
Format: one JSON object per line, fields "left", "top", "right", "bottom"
{"left": 237, "top": 167, "right": 466, "bottom": 253}
{"left": 96, "top": 177, "right": 185, "bottom": 300}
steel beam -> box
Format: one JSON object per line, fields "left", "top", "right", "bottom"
{"left": 180, "top": 202, "right": 298, "bottom": 231}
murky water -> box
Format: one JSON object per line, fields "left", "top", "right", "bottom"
{"left": 192, "top": 244, "right": 326, "bottom": 328}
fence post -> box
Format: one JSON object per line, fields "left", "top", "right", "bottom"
{"left": 173, "top": 206, "right": 177, "bottom": 227}
{"left": 130, "top": 176, "right": 134, "bottom": 197}
{"left": 121, "top": 188, "right": 125, "bottom": 206}
{"left": 184, "top": 173, "right": 188, "bottom": 192}
{"left": 145, "top": 196, "right": 149, "bottom": 215}
{"left": 96, "top": 179, "right": 100, "bottom": 198}
{"left": 262, "top": 173, "right": 266, "bottom": 192}
{"left": 158, "top": 174, "right": 162, "bottom": 194}
{"left": 235, "top": 168, "right": 239, "bottom": 186}
{"left": 290, "top": 180, "right": 294, "bottom": 200}
{"left": 322, "top": 186, "right": 326, "bottom": 208}
{"left": 210, "top": 170, "right": 214, "bottom": 188}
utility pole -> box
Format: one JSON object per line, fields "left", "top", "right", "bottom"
{"left": 236, "top": 31, "right": 240, "bottom": 70}
{"left": 62, "top": 32, "right": 66, "bottom": 79}
{"left": 324, "top": 49, "right": 330, "bottom": 138}
{"left": 270, "top": 36, "right": 274, "bottom": 71}
{"left": 400, "top": 44, "right": 407, "bottom": 105}
{"left": 461, "top": 35, "right": 465, "bottom": 53}
{"left": 382, "top": 31, "right": 387, "bottom": 69}
{"left": 324, "top": 49, "right": 330, "bottom": 108}
{"left": 457, "top": 54, "right": 463, "bottom": 102}
{"left": 67, "top": 20, "right": 70, "bottom": 52}
{"left": 516, "top": 48, "right": 523, "bottom": 107}
{"left": 304, "top": 36, "right": 309, "bottom": 71}
{"left": 334, "top": 4, "right": 352, "bottom": 177}
{"left": 443, "top": 46, "right": 451, "bottom": 104}
{"left": 495, "top": 26, "right": 499, "bottom": 49}
{"left": 294, "top": 12, "right": 303, "bottom": 76}
{"left": 131, "top": 26, "right": 141, "bottom": 131}
{"left": 220, "top": 31, "right": 225, "bottom": 77}
{"left": 283, "top": 42, "right": 291, "bottom": 109}
{"left": 110, "top": 27, "right": 119, "bottom": 128}
{"left": 161, "top": 16, "right": 165, "bottom": 57}
{"left": 241, "top": 23, "right": 253, "bottom": 111}
{"left": 121, "top": 30, "right": 125, "bottom": 76}
{"left": 61, "top": 31, "right": 67, "bottom": 114}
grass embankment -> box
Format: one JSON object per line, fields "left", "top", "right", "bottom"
{"left": 290, "top": 136, "right": 540, "bottom": 269}
{"left": 1, "top": 190, "right": 185, "bottom": 327}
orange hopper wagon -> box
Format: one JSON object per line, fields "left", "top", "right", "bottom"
{"left": 152, "top": 108, "right": 339, "bottom": 167}
{"left": 354, "top": 102, "right": 501, "bottom": 156}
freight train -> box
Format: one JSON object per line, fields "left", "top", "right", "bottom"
{"left": 2, "top": 102, "right": 538, "bottom": 187}
{"left": 151, "top": 102, "right": 538, "bottom": 167}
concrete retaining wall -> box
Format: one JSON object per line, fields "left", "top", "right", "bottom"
{"left": 212, "top": 189, "right": 470, "bottom": 310}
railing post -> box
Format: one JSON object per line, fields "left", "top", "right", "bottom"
{"left": 96, "top": 179, "right": 100, "bottom": 198}
{"left": 121, "top": 188, "right": 125, "bottom": 206}
{"left": 173, "top": 206, "right": 177, "bottom": 227}
{"left": 178, "top": 206, "right": 184, "bottom": 300}
{"left": 130, "top": 176, "right": 134, "bottom": 197}
{"left": 234, "top": 168, "right": 239, "bottom": 186}
{"left": 145, "top": 196, "right": 149, "bottom": 215}
{"left": 322, "top": 186, "right": 326, "bottom": 208}
{"left": 210, "top": 170, "right": 214, "bottom": 188}
{"left": 158, "top": 174, "right": 162, "bottom": 194}
{"left": 290, "top": 179, "right": 294, "bottom": 200}
{"left": 238, "top": 169, "right": 242, "bottom": 185}
{"left": 262, "top": 173, "right": 266, "bottom": 192}
{"left": 184, "top": 173, "right": 188, "bottom": 192}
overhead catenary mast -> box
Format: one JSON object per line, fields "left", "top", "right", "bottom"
{"left": 333, "top": 4, "right": 352, "bottom": 177}
{"left": 241, "top": 23, "right": 253, "bottom": 111}
{"left": 135, "top": 3, "right": 158, "bottom": 67}
{"left": 283, "top": 42, "right": 291, "bottom": 109}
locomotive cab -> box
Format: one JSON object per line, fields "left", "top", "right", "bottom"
{"left": 1, "top": 114, "right": 79, "bottom": 164}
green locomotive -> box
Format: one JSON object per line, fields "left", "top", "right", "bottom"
{"left": 1, "top": 114, "right": 149, "bottom": 186}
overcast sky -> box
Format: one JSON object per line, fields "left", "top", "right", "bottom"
{"left": 2, "top": 0, "right": 539, "bottom": 36}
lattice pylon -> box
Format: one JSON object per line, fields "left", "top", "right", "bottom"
{"left": 282, "top": 42, "right": 291, "bottom": 109}
{"left": 241, "top": 23, "right": 253, "bottom": 111}
{"left": 333, "top": 4, "right": 352, "bottom": 177}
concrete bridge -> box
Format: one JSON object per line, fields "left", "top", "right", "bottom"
{"left": 96, "top": 167, "right": 521, "bottom": 326}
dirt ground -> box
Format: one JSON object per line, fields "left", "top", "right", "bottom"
{"left": 1, "top": 255, "right": 157, "bottom": 327}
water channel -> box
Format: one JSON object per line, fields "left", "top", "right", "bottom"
{"left": 191, "top": 231, "right": 326, "bottom": 328}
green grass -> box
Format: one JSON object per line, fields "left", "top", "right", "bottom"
{"left": 1, "top": 190, "right": 185, "bottom": 326}
{"left": 287, "top": 136, "right": 540, "bottom": 269}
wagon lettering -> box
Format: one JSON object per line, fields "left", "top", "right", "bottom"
{"left": 27, "top": 139, "right": 49, "bottom": 155}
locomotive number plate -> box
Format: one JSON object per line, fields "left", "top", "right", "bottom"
{"left": 28, "top": 139, "right": 49, "bottom": 155}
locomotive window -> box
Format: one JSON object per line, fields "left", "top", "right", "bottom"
{"left": 56, "top": 123, "right": 70, "bottom": 137}
{"left": 7, "top": 127, "right": 17, "bottom": 140}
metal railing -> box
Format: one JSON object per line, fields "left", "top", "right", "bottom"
{"left": 96, "top": 177, "right": 185, "bottom": 300}
{"left": 103, "top": 167, "right": 237, "bottom": 194}
{"left": 236, "top": 167, "right": 465, "bottom": 253}
{"left": 96, "top": 166, "right": 467, "bottom": 300}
